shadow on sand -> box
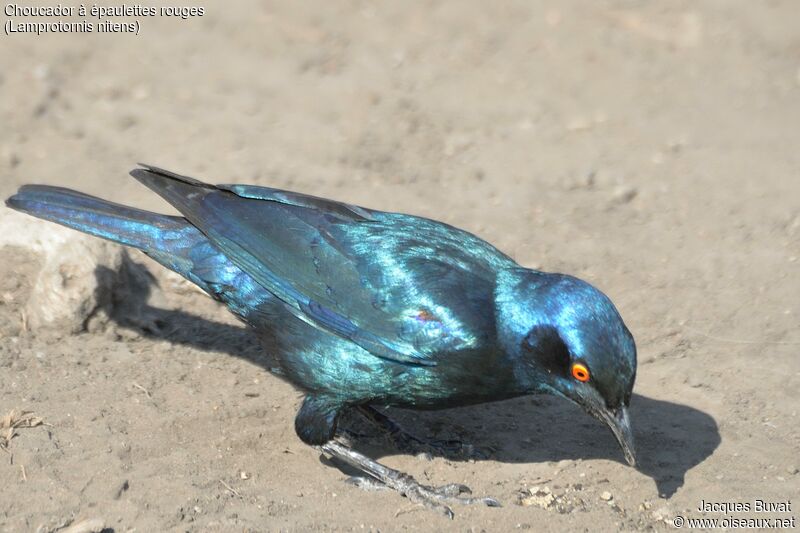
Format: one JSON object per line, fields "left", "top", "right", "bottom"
{"left": 99, "top": 258, "right": 720, "bottom": 499}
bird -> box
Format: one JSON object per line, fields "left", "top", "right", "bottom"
{"left": 6, "top": 164, "right": 637, "bottom": 517}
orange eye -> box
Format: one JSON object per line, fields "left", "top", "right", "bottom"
{"left": 571, "top": 363, "right": 590, "bottom": 382}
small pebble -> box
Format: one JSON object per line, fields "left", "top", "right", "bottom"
{"left": 520, "top": 488, "right": 555, "bottom": 509}
{"left": 652, "top": 505, "right": 671, "bottom": 521}
{"left": 611, "top": 185, "right": 637, "bottom": 205}
{"left": 600, "top": 491, "right": 613, "bottom": 501}
{"left": 786, "top": 465, "right": 798, "bottom": 475}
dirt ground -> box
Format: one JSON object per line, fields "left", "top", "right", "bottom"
{"left": 1, "top": 1, "right": 799, "bottom": 531}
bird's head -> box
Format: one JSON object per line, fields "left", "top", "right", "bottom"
{"left": 496, "top": 268, "right": 637, "bottom": 466}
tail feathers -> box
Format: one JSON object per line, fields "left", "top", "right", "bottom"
{"left": 4, "top": 183, "right": 264, "bottom": 308}
{"left": 133, "top": 163, "right": 212, "bottom": 188}
{"left": 6, "top": 180, "right": 279, "bottom": 324}
{"left": 129, "top": 164, "right": 217, "bottom": 228}
{"left": 6, "top": 185, "right": 193, "bottom": 252}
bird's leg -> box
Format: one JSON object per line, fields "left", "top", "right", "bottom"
{"left": 320, "top": 440, "right": 500, "bottom": 519}
{"left": 355, "top": 405, "right": 487, "bottom": 460}
{"left": 296, "top": 396, "right": 497, "bottom": 516}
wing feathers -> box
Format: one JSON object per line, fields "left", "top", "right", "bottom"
{"left": 131, "top": 164, "right": 436, "bottom": 365}
{"left": 128, "top": 165, "right": 514, "bottom": 366}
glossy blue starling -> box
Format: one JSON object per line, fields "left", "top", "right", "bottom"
{"left": 6, "top": 165, "right": 637, "bottom": 517}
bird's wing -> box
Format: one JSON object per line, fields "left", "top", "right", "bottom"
{"left": 131, "top": 165, "right": 517, "bottom": 366}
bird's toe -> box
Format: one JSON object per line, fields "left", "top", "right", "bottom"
{"left": 403, "top": 485, "right": 456, "bottom": 519}
{"left": 482, "top": 496, "right": 502, "bottom": 507}
{"left": 404, "top": 482, "right": 501, "bottom": 517}
{"left": 431, "top": 483, "right": 472, "bottom": 497}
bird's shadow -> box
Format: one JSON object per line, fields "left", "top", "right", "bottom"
{"left": 98, "top": 259, "right": 720, "bottom": 499}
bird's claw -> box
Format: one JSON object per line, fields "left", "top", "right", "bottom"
{"left": 344, "top": 476, "right": 500, "bottom": 518}
{"left": 404, "top": 482, "right": 500, "bottom": 518}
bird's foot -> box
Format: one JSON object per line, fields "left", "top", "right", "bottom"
{"left": 321, "top": 440, "right": 500, "bottom": 519}
{"left": 345, "top": 475, "right": 500, "bottom": 518}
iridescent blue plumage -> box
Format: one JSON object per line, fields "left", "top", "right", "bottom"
{"left": 6, "top": 164, "right": 638, "bottom": 516}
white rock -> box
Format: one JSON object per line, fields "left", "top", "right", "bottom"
{"left": 60, "top": 518, "right": 106, "bottom": 533}
{"left": 520, "top": 489, "right": 555, "bottom": 509}
{"left": 0, "top": 210, "right": 124, "bottom": 333}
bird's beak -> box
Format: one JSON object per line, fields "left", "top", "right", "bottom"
{"left": 557, "top": 385, "right": 638, "bottom": 467}
{"left": 597, "top": 405, "right": 636, "bottom": 467}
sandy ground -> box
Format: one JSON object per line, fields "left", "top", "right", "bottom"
{"left": 1, "top": 1, "right": 799, "bottom": 531}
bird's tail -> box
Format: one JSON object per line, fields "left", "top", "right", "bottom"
{"left": 5, "top": 184, "right": 196, "bottom": 256}
{"left": 5, "top": 184, "right": 276, "bottom": 323}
